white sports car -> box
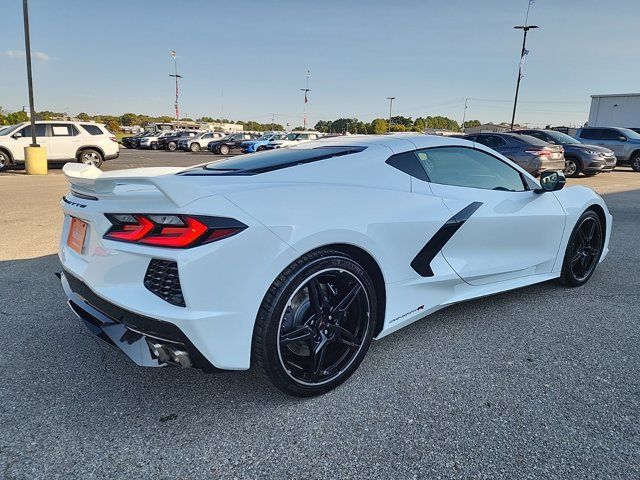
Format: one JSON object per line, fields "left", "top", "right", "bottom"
{"left": 58, "top": 134, "right": 611, "bottom": 396}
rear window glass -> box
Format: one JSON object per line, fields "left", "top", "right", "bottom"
{"left": 183, "top": 146, "right": 366, "bottom": 176}
{"left": 81, "top": 124, "right": 104, "bottom": 135}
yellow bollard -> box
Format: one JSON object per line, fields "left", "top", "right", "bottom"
{"left": 25, "top": 146, "right": 47, "bottom": 175}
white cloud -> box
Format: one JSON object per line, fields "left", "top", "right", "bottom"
{"left": 3, "top": 50, "right": 52, "bottom": 61}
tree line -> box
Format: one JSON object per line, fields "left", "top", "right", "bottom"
{"left": 1, "top": 107, "right": 482, "bottom": 134}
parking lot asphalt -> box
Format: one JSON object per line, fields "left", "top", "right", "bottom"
{"left": 0, "top": 149, "right": 639, "bottom": 479}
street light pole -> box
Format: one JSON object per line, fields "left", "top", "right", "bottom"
{"left": 300, "top": 70, "right": 310, "bottom": 130}
{"left": 510, "top": 24, "right": 538, "bottom": 130}
{"left": 461, "top": 98, "right": 468, "bottom": 133}
{"left": 387, "top": 97, "right": 395, "bottom": 133}
{"left": 169, "top": 51, "right": 182, "bottom": 125}
{"left": 22, "top": 0, "right": 37, "bottom": 146}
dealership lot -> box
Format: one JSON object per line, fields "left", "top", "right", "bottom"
{"left": 0, "top": 154, "right": 638, "bottom": 478}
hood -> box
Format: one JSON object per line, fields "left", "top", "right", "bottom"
{"left": 566, "top": 143, "right": 614, "bottom": 154}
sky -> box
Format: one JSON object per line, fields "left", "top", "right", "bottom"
{"left": 1, "top": 0, "right": 639, "bottom": 128}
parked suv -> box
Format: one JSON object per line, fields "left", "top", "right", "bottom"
{"left": 461, "top": 133, "right": 564, "bottom": 176}
{"left": 265, "top": 131, "right": 322, "bottom": 149}
{"left": 178, "top": 131, "right": 225, "bottom": 152}
{"left": 139, "top": 131, "right": 176, "bottom": 150}
{"left": 0, "top": 121, "right": 118, "bottom": 170}
{"left": 241, "top": 132, "right": 286, "bottom": 153}
{"left": 514, "top": 129, "right": 616, "bottom": 177}
{"left": 207, "top": 133, "right": 260, "bottom": 155}
{"left": 575, "top": 127, "right": 640, "bottom": 172}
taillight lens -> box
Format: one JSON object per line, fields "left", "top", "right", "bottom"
{"left": 109, "top": 136, "right": 117, "bottom": 142}
{"left": 525, "top": 149, "right": 553, "bottom": 157}
{"left": 104, "top": 214, "right": 246, "bottom": 248}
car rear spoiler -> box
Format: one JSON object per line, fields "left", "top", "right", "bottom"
{"left": 62, "top": 163, "right": 207, "bottom": 207}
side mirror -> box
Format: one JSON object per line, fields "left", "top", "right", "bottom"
{"left": 618, "top": 136, "right": 627, "bottom": 142}
{"left": 12, "top": 132, "right": 22, "bottom": 139}
{"left": 537, "top": 171, "right": 566, "bottom": 193}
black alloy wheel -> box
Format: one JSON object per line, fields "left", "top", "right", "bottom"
{"left": 560, "top": 210, "right": 603, "bottom": 286}
{"left": 631, "top": 152, "right": 640, "bottom": 172}
{"left": 252, "top": 249, "right": 377, "bottom": 396}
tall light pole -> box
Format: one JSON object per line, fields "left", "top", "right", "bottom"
{"left": 387, "top": 97, "right": 395, "bottom": 132}
{"left": 510, "top": 24, "right": 539, "bottom": 130}
{"left": 300, "top": 70, "right": 310, "bottom": 130}
{"left": 22, "top": 0, "right": 37, "bottom": 147}
{"left": 169, "top": 50, "right": 182, "bottom": 124}
{"left": 461, "top": 98, "right": 469, "bottom": 133}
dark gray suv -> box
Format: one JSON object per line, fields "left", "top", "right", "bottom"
{"left": 514, "top": 129, "right": 616, "bottom": 177}
{"left": 575, "top": 127, "right": 640, "bottom": 172}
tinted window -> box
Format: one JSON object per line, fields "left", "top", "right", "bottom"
{"left": 20, "top": 124, "right": 47, "bottom": 137}
{"left": 81, "top": 124, "right": 103, "bottom": 135}
{"left": 475, "top": 135, "right": 506, "bottom": 149}
{"left": 186, "top": 146, "right": 366, "bottom": 176}
{"left": 600, "top": 129, "right": 624, "bottom": 140}
{"left": 51, "top": 124, "right": 78, "bottom": 136}
{"left": 523, "top": 131, "right": 550, "bottom": 142}
{"left": 415, "top": 147, "right": 525, "bottom": 192}
{"left": 579, "top": 129, "right": 600, "bottom": 140}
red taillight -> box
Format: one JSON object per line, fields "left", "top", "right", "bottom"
{"left": 104, "top": 214, "right": 246, "bottom": 248}
{"left": 525, "top": 149, "right": 553, "bottom": 157}
{"left": 109, "top": 136, "right": 117, "bottom": 142}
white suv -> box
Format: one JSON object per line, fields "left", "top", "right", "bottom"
{"left": 265, "top": 131, "right": 323, "bottom": 149}
{"left": 139, "top": 130, "right": 175, "bottom": 150}
{"left": 0, "top": 121, "right": 119, "bottom": 170}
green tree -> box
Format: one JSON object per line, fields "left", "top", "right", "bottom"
{"left": 119, "top": 113, "right": 139, "bottom": 126}
{"left": 370, "top": 118, "right": 388, "bottom": 134}
{"left": 7, "top": 111, "right": 29, "bottom": 124}
{"left": 105, "top": 119, "right": 120, "bottom": 132}
{"left": 77, "top": 112, "right": 92, "bottom": 121}
{"left": 0, "top": 114, "right": 7, "bottom": 125}
{"left": 463, "top": 119, "right": 481, "bottom": 128}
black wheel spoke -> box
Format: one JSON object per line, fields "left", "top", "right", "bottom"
{"left": 331, "top": 283, "right": 362, "bottom": 314}
{"left": 585, "top": 220, "right": 596, "bottom": 241}
{"left": 308, "top": 338, "right": 328, "bottom": 379}
{"left": 280, "top": 325, "right": 313, "bottom": 346}
{"left": 307, "top": 278, "right": 325, "bottom": 315}
{"left": 327, "top": 324, "right": 362, "bottom": 349}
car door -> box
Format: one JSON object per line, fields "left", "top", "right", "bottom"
{"left": 412, "top": 146, "right": 566, "bottom": 285}
{"left": 11, "top": 124, "right": 50, "bottom": 161}
{"left": 48, "top": 123, "right": 81, "bottom": 160}
{"left": 595, "top": 128, "right": 628, "bottom": 160}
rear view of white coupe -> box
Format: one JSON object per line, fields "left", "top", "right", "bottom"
{"left": 58, "top": 135, "right": 611, "bottom": 396}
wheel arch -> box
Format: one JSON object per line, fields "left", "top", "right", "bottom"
{"left": 311, "top": 243, "right": 387, "bottom": 337}
{"left": 76, "top": 145, "right": 105, "bottom": 160}
{"left": 586, "top": 203, "right": 607, "bottom": 245}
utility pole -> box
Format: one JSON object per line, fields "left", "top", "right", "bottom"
{"left": 510, "top": 1, "right": 538, "bottom": 130}
{"left": 461, "top": 98, "right": 469, "bottom": 133}
{"left": 387, "top": 97, "right": 395, "bottom": 133}
{"left": 300, "top": 70, "right": 310, "bottom": 130}
{"left": 169, "top": 51, "right": 182, "bottom": 124}
{"left": 22, "top": 0, "right": 37, "bottom": 146}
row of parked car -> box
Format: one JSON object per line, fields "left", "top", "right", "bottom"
{"left": 122, "top": 130, "right": 324, "bottom": 155}
{"left": 122, "top": 126, "right": 640, "bottom": 178}
{"left": 459, "top": 126, "right": 640, "bottom": 176}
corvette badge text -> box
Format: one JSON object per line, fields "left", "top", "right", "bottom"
{"left": 391, "top": 305, "right": 425, "bottom": 323}
{"left": 62, "top": 196, "right": 86, "bottom": 208}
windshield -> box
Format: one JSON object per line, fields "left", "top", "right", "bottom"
{"left": 0, "top": 125, "right": 17, "bottom": 135}
{"left": 618, "top": 128, "right": 640, "bottom": 140}
{"left": 546, "top": 131, "right": 581, "bottom": 145}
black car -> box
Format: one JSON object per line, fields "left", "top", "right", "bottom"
{"left": 121, "top": 133, "right": 144, "bottom": 149}
{"left": 514, "top": 129, "right": 617, "bottom": 177}
{"left": 207, "top": 133, "right": 260, "bottom": 155}
{"left": 157, "top": 131, "right": 199, "bottom": 151}
{"left": 461, "top": 133, "right": 565, "bottom": 176}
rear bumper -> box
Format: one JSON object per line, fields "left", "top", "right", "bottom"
{"left": 60, "top": 269, "right": 221, "bottom": 372}
{"left": 105, "top": 151, "right": 120, "bottom": 160}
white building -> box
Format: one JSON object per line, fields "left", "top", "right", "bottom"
{"left": 588, "top": 93, "right": 640, "bottom": 129}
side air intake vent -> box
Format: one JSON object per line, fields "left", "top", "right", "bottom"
{"left": 144, "top": 260, "right": 185, "bottom": 307}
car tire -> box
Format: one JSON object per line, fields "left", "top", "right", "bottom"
{"left": 219, "top": 145, "right": 230, "bottom": 155}
{"left": 630, "top": 152, "right": 640, "bottom": 172}
{"left": 252, "top": 248, "right": 377, "bottom": 397}
{"left": 559, "top": 210, "right": 604, "bottom": 287}
{"left": 0, "top": 150, "right": 9, "bottom": 171}
{"left": 151, "top": 142, "right": 158, "bottom": 150}
{"left": 257, "top": 145, "right": 266, "bottom": 152}
{"left": 190, "top": 143, "right": 200, "bottom": 152}
{"left": 78, "top": 149, "right": 103, "bottom": 168}
{"left": 167, "top": 141, "right": 177, "bottom": 152}
{"left": 563, "top": 157, "right": 581, "bottom": 178}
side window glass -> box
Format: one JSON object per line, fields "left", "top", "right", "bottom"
{"left": 51, "top": 124, "right": 73, "bottom": 136}
{"left": 21, "top": 124, "right": 47, "bottom": 137}
{"left": 580, "top": 129, "right": 599, "bottom": 140}
{"left": 476, "top": 135, "right": 505, "bottom": 149}
{"left": 415, "top": 147, "right": 526, "bottom": 192}
{"left": 600, "top": 129, "right": 623, "bottom": 140}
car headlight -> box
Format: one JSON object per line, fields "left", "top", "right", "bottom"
{"left": 584, "top": 150, "right": 601, "bottom": 156}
